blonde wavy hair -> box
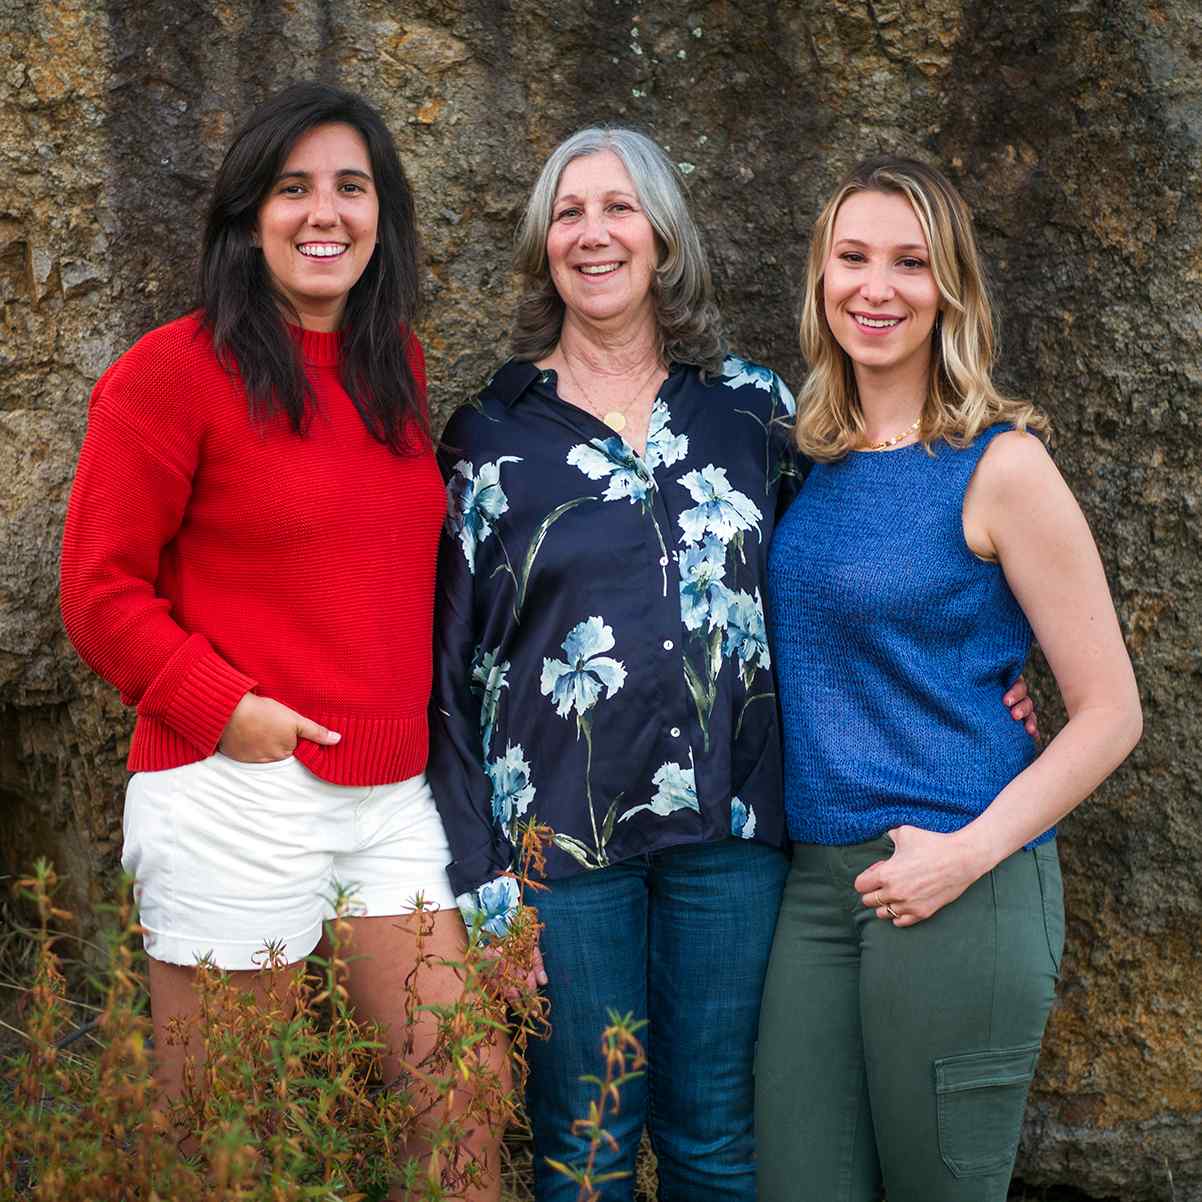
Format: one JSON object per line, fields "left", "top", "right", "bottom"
{"left": 793, "top": 156, "right": 1049, "bottom": 460}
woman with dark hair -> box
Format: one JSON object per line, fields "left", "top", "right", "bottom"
{"left": 60, "top": 82, "right": 506, "bottom": 1199}
{"left": 756, "top": 156, "right": 1141, "bottom": 1201}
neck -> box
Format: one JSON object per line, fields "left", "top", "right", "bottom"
{"left": 281, "top": 298, "right": 346, "bottom": 333}
{"left": 556, "top": 307, "right": 662, "bottom": 378}
{"left": 854, "top": 358, "right": 930, "bottom": 444}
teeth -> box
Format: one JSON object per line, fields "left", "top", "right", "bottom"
{"left": 854, "top": 315, "right": 900, "bottom": 329}
{"left": 298, "top": 244, "right": 347, "bottom": 258}
{"left": 580, "top": 263, "right": 620, "bottom": 275}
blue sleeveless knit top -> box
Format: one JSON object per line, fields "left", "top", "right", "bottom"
{"left": 768, "top": 424, "right": 1050, "bottom": 846}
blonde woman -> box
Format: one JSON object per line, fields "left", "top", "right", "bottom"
{"left": 756, "top": 157, "right": 1142, "bottom": 1202}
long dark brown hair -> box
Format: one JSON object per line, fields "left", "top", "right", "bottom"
{"left": 199, "top": 82, "right": 426, "bottom": 453}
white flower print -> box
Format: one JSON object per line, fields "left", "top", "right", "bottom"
{"left": 540, "top": 616, "right": 627, "bottom": 721}
{"left": 567, "top": 437, "right": 654, "bottom": 503}
{"left": 731, "top": 796, "right": 757, "bottom": 839}
{"left": 487, "top": 742, "right": 536, "bottom": 829}
{"left": 471, "top": 645, "right": 510, "bottom": 757}
{"left": 721, "top": 355, "right": 775, "bottom": 393}
{"left": 643, "top": 400, "right": 689, "bottom": 469}
{"left": 678, "top": 535, "right": 735, "bottom": 632}
{"left": 446, "top": 456, "right": 521, "bottom": 573}
{"left": 677, "top": 465, "right": 764, "bottom": 546}
{"left": 724, "top": 588, "right": 771, "bottom": 674}
{"left": 620, "top": 760, "right": 700, "bottom": 821}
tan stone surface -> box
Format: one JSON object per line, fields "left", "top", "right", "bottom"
{"left": 0, "top": 2, "right": 1198, "bottom": 1197}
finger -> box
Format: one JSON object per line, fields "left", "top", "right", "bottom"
{"left": 1009, "top": 698, "right": 1033, "bottom": 721}
{"left": 1026, "top": 715, "right": 1039, "bottom": 737}
{"left": 532, "top": 945, "right": 548, "bottom": 986}
{"left": 852, "top": 862, "right": 888, "bottom": 894}
{"left": 294, "top": 713, "right": 341, "bottom": 745}
{"left": 1004, "top": 677, "right": 1029, "bottom": 705}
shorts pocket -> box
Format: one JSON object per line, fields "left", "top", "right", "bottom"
{"left": 1033, "top": 842, "right": 1065, "bottom": 976}
{"left": 934, "top": 1043, "right": 1040, "bottom": 1178}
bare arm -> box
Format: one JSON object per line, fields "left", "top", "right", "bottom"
{"left": 856, "top": 431, "right": 1141, "bottom": 924}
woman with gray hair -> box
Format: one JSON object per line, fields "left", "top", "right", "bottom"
{"left": 427, "top": 130, "right": 1032, "bottom": 1200}
{"left": 428, "top": 125, "right": 797, "bottom": 1200}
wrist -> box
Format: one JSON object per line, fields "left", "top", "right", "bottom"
{"left": 949, "top": 822, "right": 1003, "bottom": 881}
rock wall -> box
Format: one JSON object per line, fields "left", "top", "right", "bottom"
{"left": 1, "top": 1, "right": 1199, "bottom": 1197}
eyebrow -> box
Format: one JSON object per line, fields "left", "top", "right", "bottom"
{"left": 274, "top": 168, "right": 373, "bottom": 183}
{"left": 553, "top": 189, "right": 638, "bottom": 204}
{"left": 834, "top": 237, "right": 927, "bottom": 253}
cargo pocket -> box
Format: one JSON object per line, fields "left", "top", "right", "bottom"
{"left": 1034, "top": 842, "right": 1065, "bottom": 976}
{"left": 934, "top": 1044, "right": 1040, "bottom": 1178}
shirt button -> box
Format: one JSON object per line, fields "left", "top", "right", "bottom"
{"left": 663, "top": 639, "right": 674, "bottom": 651}
{"left": 659, "top": 555, "right": 669, "bottom": 567}
{"left": 670, "top": 727, "right": 681, "bottom": 738}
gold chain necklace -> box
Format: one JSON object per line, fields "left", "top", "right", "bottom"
{"left": 562, "top": 353, "right": 661, "bottom": 435}
{"left": 864, "top": 416, "right": 921, "bottom": 451}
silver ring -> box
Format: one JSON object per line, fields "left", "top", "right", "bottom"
{"left": 885, "top": 904, "right": 900, "bottom": 919}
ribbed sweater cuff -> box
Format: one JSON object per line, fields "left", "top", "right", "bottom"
{"left": 138, "top": 634, "right": 256, "bottom": 755}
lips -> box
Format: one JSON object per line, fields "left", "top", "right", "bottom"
{"left": 576, "top": 262, "right": 622, "bottom": 276}
{"left": 297, "top": 243, "right": 349, "bottom": 259}
{"left": 851, "top": 312, "right": 903, "bottom": 330}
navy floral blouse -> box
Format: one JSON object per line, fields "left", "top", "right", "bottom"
{"left": 428, "top": 355, "right": 802, "bottom": 933}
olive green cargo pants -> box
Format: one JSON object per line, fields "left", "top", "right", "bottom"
{"left": 755, "top": 835, "right": 1064, "bottom": 1202}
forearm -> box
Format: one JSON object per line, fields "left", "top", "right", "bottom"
{"left": 954, "top": 699, "right": 1143, "bottom": 874}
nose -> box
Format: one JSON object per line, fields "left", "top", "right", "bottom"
{"left": 306, "top": 188, "right": 338, "bottom": 228}
{"left": 578, "top": 206, "right": 610, "bottom": 248}
{"left": 860, "top": 266, "right": 893, "bottom": 304}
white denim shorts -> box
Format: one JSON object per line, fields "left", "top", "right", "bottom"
{"left": 121, "top": 753, "right": 457, "bottom": 970}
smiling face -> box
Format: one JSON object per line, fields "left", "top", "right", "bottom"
{"left": 255, "top": 122, "right": 379, "bottom": 331}
{"left": 822, "top": 189, "right": 942, "bottom": 385}
{"left": 545, "top": 149, "right": 660, "bottom": 332}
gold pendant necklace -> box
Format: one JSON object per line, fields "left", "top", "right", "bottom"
{"left": 562, "top": 353, "right": 661, "bottom": 436}
{"left": 865, "top": 416, "right": 921, "bottom": 451}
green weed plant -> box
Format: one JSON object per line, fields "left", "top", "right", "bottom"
{"left": 0, "top": 819, "right": 634, "bottom": 1202}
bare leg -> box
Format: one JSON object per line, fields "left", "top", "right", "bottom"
{"left": 146, "top": 957, "right": 297, "bottom": 1153}
{"left": 336, "top": 910, "right": 510, "bottom": 1202}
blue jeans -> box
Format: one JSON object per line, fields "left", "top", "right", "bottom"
{"left": 526, "top": 837, "right": 789, "bottom": 1202}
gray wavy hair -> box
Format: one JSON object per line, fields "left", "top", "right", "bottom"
{"left": 510, "top": 127, "right": 725, "bottom": 374}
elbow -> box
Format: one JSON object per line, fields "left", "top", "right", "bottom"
{"left": 1104, "top": 686, "right": 1143, "bottom": 768}
{"left": 1122, "top": 694, "right": 1144, "bottom": 760}
{"left": 59, "top": 574, "right": 87, "bottom": 656}
{"left": 59, "top": 558, "right": 108, "bottom": 671}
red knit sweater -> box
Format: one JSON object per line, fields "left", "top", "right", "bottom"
{"left": 60, "top": 313, "right": 444, "bottom": 786}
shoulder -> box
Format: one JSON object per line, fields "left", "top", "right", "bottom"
{"left": 965, "top": 426, "right": 1074, "bottom": 546}
{"left": 98, "top": 313, "right": 212, "bottom": 386}
{"left": 972, "top": 426, "right": 1057, "bottom": 492}
{"left": 91, "top": 312, "right": 219, "bottom": 420}
{"left": 440, "top": 359, "right": 534, "bottom": 450}
{"left": 710, "top": 354, "right": 796, "bottom": 417}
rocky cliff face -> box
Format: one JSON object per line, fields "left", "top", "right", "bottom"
{"left": 1, "top": 2, "right": 1198, "bottom": 1197}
